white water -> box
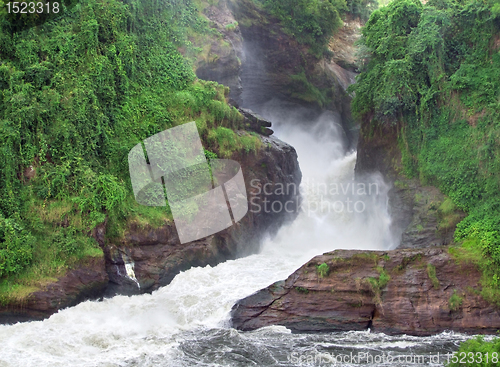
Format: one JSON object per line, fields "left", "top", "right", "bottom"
{"left": 0, "top": 108, "right": 471, "bottom": 366}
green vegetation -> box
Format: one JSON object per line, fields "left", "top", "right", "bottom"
{"left": 438, "top": 198, "right": 462, "bottom": 230}
{"left": 448, "top": 241, "right": 500, "bottom": 307}
{"left": 253, "top": 0, "right": 377, "bottom": 54}
{"left": 316, "top": 262, "right": 330, "bottom": 277}
{"left": 346, "top": 0, "right": 378, "bottom": 20}
{"left": 295, "top": 286, "right": 309, "bottom": 293}
{"left": 0, "top": 0, "right": 258, "bottom": 303}
{"left": 224, "top": 21, "right": 238, "bottom": 31}
{"left": 367, "top": 266, "right": 390, "bottom": 305}
{"left": 395, "top": 253, "right": 423, "bottom": 271}
{"left": 352, "top": 251, "right": 379, "bottom": 265}
{"left": 426, "top": 263, "right": 440, "bottom": 289}
{"left": 207, "top": 126, "right": 261, "bottom": 157}
{"left": 253, "top": 0, "right": 378, "bottom": 56}
{"left": 350, "top": 0, "right": 500, "bottom": 309}
{"left": 375, "top": 266, "right": 390, "bottom": 288}
{"left": 0, "top": 0, "right": 80, "bottom": 32}
{"left": 393, "top": 180, "right": 408, "bottom": 189}
{"left": 447, "top": 336, "right": 500, "bottom": 367}
{"left": 449, "top": 290, "right": 463, "bottom": 311}
{"left": 254, "top": 0, "right": 345, "bottom": 54}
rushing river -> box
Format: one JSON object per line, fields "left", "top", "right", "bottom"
{"left": 0, "top": 38, "right": 486, "bottom": 366}
{"left": 0, "top": 102, "right": 483, "bottom": 366}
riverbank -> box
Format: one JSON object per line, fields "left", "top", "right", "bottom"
{"left": 231, "top": 247, "right": 500, "bottom": 335}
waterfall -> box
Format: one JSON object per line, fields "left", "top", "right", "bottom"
{"left": 124, "top": 262, "right": 140, "bottom": 289}
{"left": 0, "top": 37, "right": 477, "bottom": 367}
{"left": 0, "top": 103, "right": 474, "bottom": 367}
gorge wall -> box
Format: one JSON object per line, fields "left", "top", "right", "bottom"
{"left": 0, "top": 0, "right": 306, "bottom": 323}
{"left": 231, "top": 248, "right": 500, "bottom": 336}
{"left": 230, "top": 106, "right": 500, "bottom": 337}
{"left": 0, "top": 121, "right": 301, "bottom": 323}
{"left": 228, "top": 0, "right": 500, "bottom": 335}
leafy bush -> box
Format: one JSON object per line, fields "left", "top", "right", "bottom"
{"left": 377, "top": 268, "right": 390, "bottom": 288}
{"left": 254, "top": 0, "right": 345, "bottom": 54}
{"left": 317, "top": 262, "right": 330, "bottom": 277}
{"left": 0, "top": 0, "right": 254, "bottom": 291}
{"left": 351, "top": 0, "right": 500, "bottom": 302}
{"left": 295, "top": 286, "right": 309, "bottom": 293}
{"left": 447, "top": 336, "right": 500, "bottom": 367}
{"left": 346, "top": 0, "right": 378, "bottom": 20}
{"left": 449, "top": 289, "right": 463, "bottom": 311}
{"left": 0, "top": 217, "right": 34, "bottom": 278}
{"left": 224, "top": 21, "right": 238, "bottom": 31}
{"left": 427, "top": 264, "right": 440, "bottom": 289}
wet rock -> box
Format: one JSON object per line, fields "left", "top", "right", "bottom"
{"left": 327, "top": 17, "right": 362, "bottom": 72}
{"left": 239, "top": 107, "right": 273, "bottom": 136}
{"left": 0, "top": 257, "right": 108, "bottom": 323}
{"left": 195, "top": 0, "right": 244, "bottom": 100}
{"left": 100, "top": 132, "right": 301, "bottom": 296}
{"left": 0, "top": 131, "right": 301, "bottom": 322}
{"left": 228, "top": 0, "right": 357, "bottom": 147}
{"left": 231, "top": 248, "right": 500, "bottom": 335}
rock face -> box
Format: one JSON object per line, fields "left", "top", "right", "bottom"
{"left": 355, "top": 124, "right": 464, "bottom": 249}
{"left": 227, "top": 0, "right": 358, "bottom": 147}
{"left": 195, "top": 0, "right": 244, "bottom": 101}
{"left": 103, "top": 133, "right": 301, "bottom": 296}
{"left": 0, "top": 257, "right": 108, "bottom": 323}
{"left": 0, "top": 126, "right": 301, "bottom": 322}
{"left": 238, "top": 107, "right": 273, "bottom": 136}
{"left": 231, "top": 248, "right": 500, "bottom": 336}
{"left": 327, "top": 17, "right": 362, "bottom": 72}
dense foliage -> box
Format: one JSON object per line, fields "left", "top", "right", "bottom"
{"left": 447, "top": 336, "right": 500, "bottom": 366}
{"left": 350, "top": 0, "right": 500, "bottom": 304}
{"left": 345, "top": 0, "right": 378, "bottom": 21}
{"left": 0, "top": 0, "right": 259, "bottom": 300}
{"left": 254, "top": 0, "right": 346, "bottom": 53}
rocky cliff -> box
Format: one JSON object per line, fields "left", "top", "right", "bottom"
{"left": 195, "top": 0, "right": 245, "bottom": 101}
{"left": 196, "top": 0, "right": 359, "bottom": 147}
{"left": 103, "top": 128, "right": 301, "bottom": 296}
{"left": 355, "top": 123, "right": 465, "bottom": 250}
{"left": 228, "top": 97, "right": 492, "bottom": 337}
{"left": 0, "top": 111, "right": 301, "bottom": 323}
{"left": 231, "top": 248, "right": 500, "bottom": 336}
{"left": 0, "top": 0, "right": 310, "bottom": 323}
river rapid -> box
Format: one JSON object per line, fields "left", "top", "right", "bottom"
{"left": 0, "top": 42, "right": 485, "bottom": 367}
{"left": 0, "top": 99, "right": 483, "bottom": 367}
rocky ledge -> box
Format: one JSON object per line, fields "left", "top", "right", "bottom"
{"left": 0, "top": 257, "right": 107, "bottom": 324}
{"left": 231, "top": 247, "right": 500, "bottom": 336}
{"left": 0, "top": 127, "right": 301, "bottom": 323}
{"left": 103, "top": 132, "right": 301, "bottom": 296}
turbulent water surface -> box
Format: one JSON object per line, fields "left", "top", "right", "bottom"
{"left": 0, "top": 41, "right": 483, "bottom": 366}
{"left": 0, "top": 102, "right": 482, "bottom": 367}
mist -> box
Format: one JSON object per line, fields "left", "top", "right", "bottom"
{"left": 249, "top": 98, "right": 398, "bottom": 261}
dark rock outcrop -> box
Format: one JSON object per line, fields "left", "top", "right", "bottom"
{"left": 0, "top": 130, "right": 301, "bottom": 321}
{"left": 231, "top": 248, "right": 500, "bottom": 336}
{"left": 239, "top": 107, "right": 273, "bottom": 136}
{"left": 103, "top": 133, "right": 301, "bottom": 296}
{"left": 0, "top": 257, "right": 108, "bottom": 323}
